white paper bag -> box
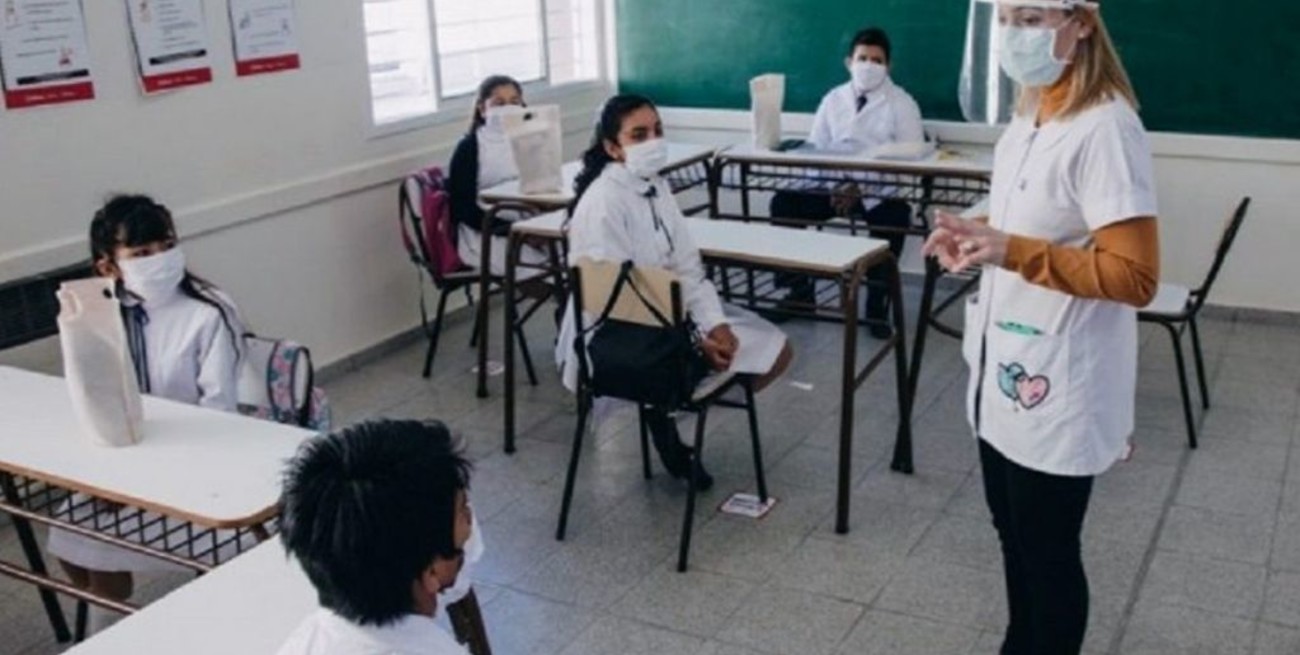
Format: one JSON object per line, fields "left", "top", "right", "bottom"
{"left": 750, "top": 74, "right": 785, "bottom": 150}
{"left": 57, "top": 278, "right": 144, "bottom": 447}
{"left": 504, "top": 104, "right": 564, "bottom": 194}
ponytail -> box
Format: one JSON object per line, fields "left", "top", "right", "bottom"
{"left": 572, "top": 94, "right": 658, "bottom": 207}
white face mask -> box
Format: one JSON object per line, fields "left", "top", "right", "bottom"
{"left": 622, "top": 138, "right": 668, "bottom": 179}
{"left": 999, "top": 24, "right": 1071, "bottom": 87}
{"left": 436, "top": 518, "right": 482, "bottom": 606}
{"left": 118, "top": 247, "right": 186, "bottom": 304}
{"left": 850, "top": 61, "right": 888, "bottom": 93}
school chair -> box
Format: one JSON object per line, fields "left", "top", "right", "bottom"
{"left": 399, "top": 174, "right": 548, "bottom": 385}
{"left": 1139, "top": 197, "right": 1251, "bottom": 449}
{"left": 555, "top": 259, "right": 769, "bottom": 572}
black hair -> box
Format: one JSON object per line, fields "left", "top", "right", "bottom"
{"left": 468, "top": 74, "right": 523, "bottom": 133}
{"left": 848, "top": 27, "right": 892, "bottom": 63}
{"left": 89, "top": 194, "right": 240, "bottom": 353}
{"left": 280, "top": 419, "right": 473, "bottom": 626}
{"left": 572, "top": 94, "right": 658, "bottom": 206}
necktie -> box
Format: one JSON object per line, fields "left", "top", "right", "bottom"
{"left": 122, "top": 303, "right": 152, "bottom": 393}
{"left": 856, "top": 94, "right": 868, "bottom": 112}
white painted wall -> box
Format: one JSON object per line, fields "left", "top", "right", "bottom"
{"left": 661, "top": 107, "right": 1300, "bottom": 314}
{"left": 0, "top": 2, "right": 610, "bottom": 373}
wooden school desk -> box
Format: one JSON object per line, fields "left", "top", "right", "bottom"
{"left": 471, "top": 142, "right": 716, "bottom": 398}
{"left": 0, "top": 366, "right": 312, "bottom": 643}
{"left": 64, "top": 538, "right": 492, "bottom": 655}
{"left": 710, "top": 144, "right": 992, "bottom": 408}
{"left": 499, "top": 213, "right": 913, "bottom": 534}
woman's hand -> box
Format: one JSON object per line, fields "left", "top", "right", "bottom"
{"left": 922, "top": 211, "right": 1009, "bottom": 273}
{"left": 700, "top": 324, "right": 738, "bottom": 371}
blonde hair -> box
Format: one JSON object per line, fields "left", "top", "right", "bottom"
{"left": 1017, "top": 9, "right": 1139, "bottom": 119}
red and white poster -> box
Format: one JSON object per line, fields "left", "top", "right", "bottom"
{"left": 228, "top": 0, "right": 299, "bottom": 77}
{"left": 126, "top": 0, "right": 213, "bottom": 94}
{"left": 0, "top": 0, "right": 96, "bottom": 109}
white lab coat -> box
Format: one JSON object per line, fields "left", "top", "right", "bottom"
{"left": 455, "top": 126, "right": 548, "bottom": 279}
{"left": 808, "top": 78, "right": 925, "bottom": 152}
{"left": 47, "top": 285, "right": 245, "bottom": 572}
{"left": 964, "top": 98, "right": 1157, "bottom": 476}
{"left": 556, "top": 163, "right": 787, "bottom": 391}
{"left": 806, "top": 78, "right": 925, "bottom": 211}
{"left": 275, "top": 609, "right": 469, "bottom": 655}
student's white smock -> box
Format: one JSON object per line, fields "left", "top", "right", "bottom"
{"left": 47, "top": 286, "right": 244, "bottom": 571}
{"left": 275, "top": 609, "right": 469, "bottom": 655}
{"left": 964, "top": 99, "right": 1157, "bottom": 477}
{"left": 455, "top": 125, "right": 548, "bottom": 278}
{"left": 555, "top": 163, "right": 787, "bottom": 391}
{"left": 807, "top": 78, "right": 925, "bottom": 210}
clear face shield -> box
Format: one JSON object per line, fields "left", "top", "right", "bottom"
{"left": 958, "top": 0, "right": 1095, "bottom": 124}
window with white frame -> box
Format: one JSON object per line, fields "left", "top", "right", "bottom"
{"left": 362, "top": 0, "right": 602, "bottom": 128}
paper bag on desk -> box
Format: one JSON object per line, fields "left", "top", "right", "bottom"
{"left": 57, "top": 278, "right": 143, "bottom": 447}
{"left": 504, "top": 104, "right": 564, "bottom": 194}
{"left": 750, "top": 74, "right": 785, "bottom": 150}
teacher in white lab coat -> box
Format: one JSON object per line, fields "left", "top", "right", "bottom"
{"left": 923, "top": 1, "right": 1159, "bottom": 653}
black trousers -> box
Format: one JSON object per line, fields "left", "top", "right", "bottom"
{"left": 768, "top": 192, "right": 911, "bottom": 317}
{"left": 979, "top": 439, "right": 1094, "bottom": 655}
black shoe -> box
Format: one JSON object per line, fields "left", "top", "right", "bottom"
{"left": 646, "top": 411, "right": 715, "bottom": 491}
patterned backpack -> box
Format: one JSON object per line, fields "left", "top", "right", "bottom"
{"left": 237, "top": 334, "right": 332, "bottom": 431}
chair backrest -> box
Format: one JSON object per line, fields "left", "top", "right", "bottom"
{"left": 1191, "top": 197, "right": 1251, "bottom": 312}
{"left": 573, "top": 258, "right": 679, "bottom": 328}
{"left": 399, "top": 168, "right": 462, "bottom": 284}
{"left": 569, "top": 259, "right": 708, "bottom": 407}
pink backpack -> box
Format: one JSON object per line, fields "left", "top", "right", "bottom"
{"left": 399, "top": 167, "right": 463, "bottom": 278}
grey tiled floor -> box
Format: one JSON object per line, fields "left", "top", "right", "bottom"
{"left": 2, "top": 291, "right": 1299, "bottom": 654}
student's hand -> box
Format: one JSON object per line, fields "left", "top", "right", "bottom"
{"left": 925, "top": 211, "right": 1010, "bottom": 273}
{"left": 700, "top": 324, "right": 739, "bottom": 371}
{"left": 831, "top": 182, "right": 862, "bottom": 215}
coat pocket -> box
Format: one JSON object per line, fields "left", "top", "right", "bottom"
{"left": 980, "top": 323, "right": 1072, "bottom": 436}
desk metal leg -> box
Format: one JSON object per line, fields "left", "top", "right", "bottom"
{"left": 447, "top": 589, "right": 493, "bottom": 655}
{"left": 835, "top": 266, "right": 864, "bottom": 535}
{"left": 0, "top": 474, "right": 71, "bottom": 642}
{"left": 888, "top": 258, "right": 915, "bottom": 474}
{"left": 503, "top": 234, "right": 520, "bottom": 454}
{"left": 908, "top": 257, "right": 941, "bottom": 409}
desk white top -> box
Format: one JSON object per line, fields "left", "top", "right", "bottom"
{"left": 511, "top": 213, "right": 888, "bottom": 274}
{"left": 718, "top": 143, "right": 993, "bottom": 178}
{"left": 0, "top": 367, "right": 313, "bottom": 527}
{"left": 66, "top": 538, "right": 316, "bottom": 655}
{"left": 479, "top": 142, "right": 715, "bottom": 206}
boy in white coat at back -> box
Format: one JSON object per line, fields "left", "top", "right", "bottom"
{"left": 275, "top": 420, "right": 475, "bottom": 655}
{"left": 770, "top": 27, "right": 924, "bottom": 338}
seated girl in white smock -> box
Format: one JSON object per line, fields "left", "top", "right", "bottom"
{"left": 557, "top": 94, "right": 794, "bottom": 490}
{"left": 45, "top": 194, "right": 245, "bottom": 633}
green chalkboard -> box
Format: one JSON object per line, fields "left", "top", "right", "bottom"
{"left": 616, "top": 0, "right": 1300, "bottom": 140}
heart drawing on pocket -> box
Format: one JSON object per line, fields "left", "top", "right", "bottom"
{"left": 1015, "top": 375, "right": 1050, "bottom": 410}
{"left": 997, "top": 362, "right": 1051, "bottom": 411}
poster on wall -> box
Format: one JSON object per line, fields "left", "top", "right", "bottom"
{"left": 228, "top": 0, "right": 299, "bottom": 77}
{"left": 126, "top": 0, "right": 214, "bottom": 93}
{"left": 0, "top": 0, "right": 96, "bottom": 109}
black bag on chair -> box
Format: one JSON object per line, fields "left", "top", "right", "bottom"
{"left": 582, "top": 262, "right": 708, "bottom": 408}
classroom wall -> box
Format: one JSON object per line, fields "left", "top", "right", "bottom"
{"left": 0, "top": 2, "right": 610, "bottom": 373}
{"left": 662, "top": 108, "right": 1300, "bottom": 314}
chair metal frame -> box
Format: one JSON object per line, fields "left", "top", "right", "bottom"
{"left": 1138, "top": 197, "right": 1251, "bottom": 448}
{"left": 555, "top": 262, "right": 769, "bottom": 572}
